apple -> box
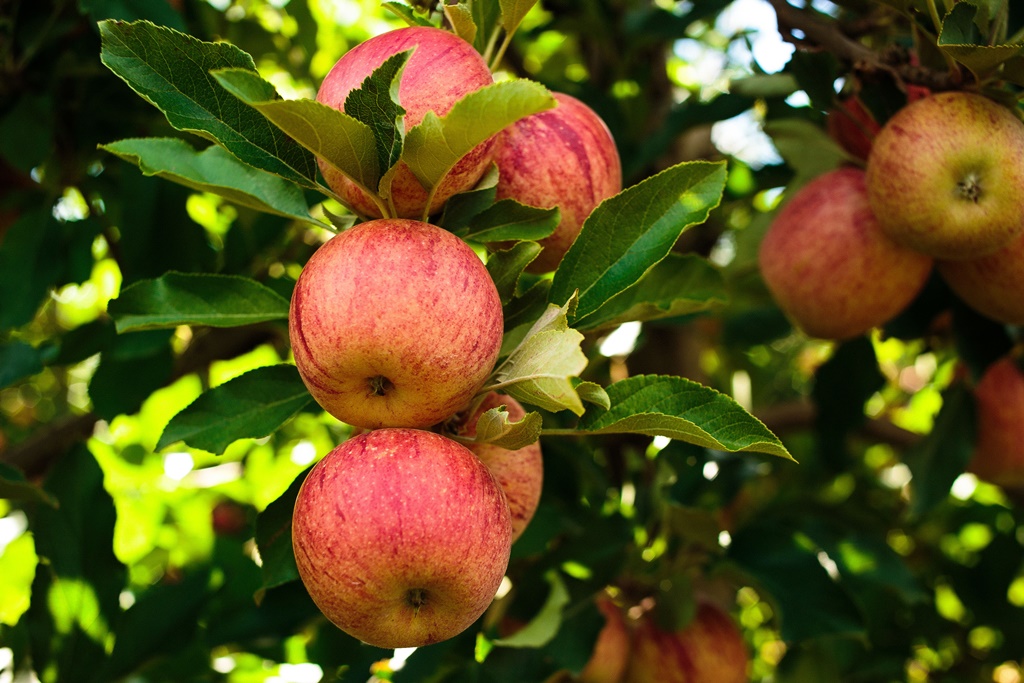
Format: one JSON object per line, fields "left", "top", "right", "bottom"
{"left": 578, "top": 593, "right": 630, "bottom": 683}
{"left": 317, "top": 26, "right": 498, "bottom": 219}
{"left": 288, "top": 219, "right": 503, "bottom": 429}
{"left": 492, "top": 92, "right": 622, "bottom": 272}
{"left": 454, "top": 392, "right": 543, "bottom": 543}
{"left": 827, "top": 96, "right": 881, "bottom": 162}
{"left": 936, "top": 230, "right": 1024, "bottom": 325}
{"left": 624, "top": 599, "right": 748, "bottom": 683}
{"left": 758, "top": 167, "right": 933, "bottom": 340}
{"left": 291, "top": 428, "right": 513, "bottom": 648}
{"left": 967, "top": 356, "right": 1024, "bottom": 489}
{"left": 865, "top": 91, "right": 1024, "bottom": 260}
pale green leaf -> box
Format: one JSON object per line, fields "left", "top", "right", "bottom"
{"left": 472, "top": 406, "right": 543, "bottom": 450}
{"left": 443, "top": 2, "right": 478, "bottom": 45}
{"left": 492, "top": 570, "right": 569, "bottom": 648}
{"left": 500, "top": 0, "right": 540, "bottom": 35}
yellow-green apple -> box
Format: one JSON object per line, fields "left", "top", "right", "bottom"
{"left": 454, "top": 392, "right": 543, "bottom": 543}
{"left": 937, "top": 231, "right": 1024, "bottom": 325}
{"left": 492, "top": 92, "right": 621, "bottom": 272}
{"left": 291, "top": 428, "right": 513, "bottom": 648}
{"left": 624, "top": 599, "right": 748, "bottom": 683}
{"left": 758, "top": 167, "right": 933, "bottom": 340}
{"left": 316, "top": 26, "right": 497, "bottom": 218}
{"left": 578, "top": 593, "right": 630, "bottom": 683}
{"left": 288, "top": 219, "right": 503, "bottom": 429}
{"left": 865, "top": 92, "right": 1024, "bottom": 260}
{"left": 967, "top": 356, "right": 1024, "bottom": 489}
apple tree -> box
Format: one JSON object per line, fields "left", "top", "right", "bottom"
{"left": 1, "top": 0, "right": 1023, "bottom": 681}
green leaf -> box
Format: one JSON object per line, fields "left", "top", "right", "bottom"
{"left": 487, "top": 296, "right": 589, "bottom": 415}
{"left": 439, "top": 164, "right": 500, "bottom": 233}
{"left": 100, "top": 138, "right": 327, "bottom": 226}
{"left": 763, "top": 119, "right": 847, "bottom": 190}
{"left": 342, "top": 50, "right": 411, "bottom": 192}
{"left": 0, "top": 341, "right": 57, "bottom": 389}
{"left": 0, "top": 463, "right": 58, "bottom": 507}
{"left": 0, "top": 207, "right": 66, "bottom": 330}
{"left": 938, "top": 3, "right": 1023, "bottom": 79}
{"left": 157, "top": 365, "right": 313, "bottom": 454}
{"left": 80, "top": 0, "right": 187, "bottom": 30}
{"left": 464, "top": 199, "right": 559, "bottom": 243}
{"left": 575, "top": 253, "right": 728, "bottom": 331}
{"left": 255, "top": 468, "right": 310, "bottom": 596}
{"left": 443, "top": 2, "right": 478, "bottom": 45}
{"left": 383, "top": 1, "right": 436, "bottom": 26}
{"left": 109, "top": 272, "right": 290, "bottom": 332}
{"left": 98, "top": 20, "right": 318, "bottom": 187}
{"left": 403, "top": 80, "right": 556, "bottom": 196}
{"left": 549, "top": 160, "right": 727, "bottom": 322}
{"left": 500, "top": 0, "right": 540, "bottom": 35}
{"left": 209, "top": 67, "right": 380, "bottom": 197}
{"left": 472, "top": 406, "right": 543, "bottom": 450}
{"left": 492, "top": 570, "right": 569, "bottom": 648}
{"left": 471, "top": 0, "right": 503, "bottom": 55}
{"left": 487, "top": 241, "right": 542, "bottom": 304}
{"left": 575, "top": 375, "right": 793, "bottom": 459}
{"left": 577, "top": 381, "right": 611, "bottom": 410}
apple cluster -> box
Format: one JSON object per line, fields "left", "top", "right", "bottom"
{"left": 761, "top": 90, "right": 1024, "bottom": 342}
{"left": 287, "top": 26, "right": 621, "bottom": 649}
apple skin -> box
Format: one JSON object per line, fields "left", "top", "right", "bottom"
{"left": 865, "top": 92, "right": 1024, "bottom": 260}
{"left": 456, "top": 393, "right": 543, "bottom": 543}
{"left": 624, "top": 600, "right": 748, "bottom": 683}
{"left": 316, "top": 26, "right": 498, "bottom": 219}
{"left": 937, "top": 230, "right": 1024, "bottom": 325}
{"left": 827, "top": 96, "right": 881, "bottom": 162}
{"left": 967, "top": 357, "right": 1024, "bottom": 489}
{"left": 758, "top": 167, "right": 933, "bottom": 340}
{"left": 291, "top": 428, "right": 513, "bottom": 648}
{"left": 492, "top": 92, "right": 622, "bottom": 272}
{"left": 288, "top": 219, "right": 503, "bottom": 429}
{"left": 578, "top": 594, "right": 630, "bottom": 683}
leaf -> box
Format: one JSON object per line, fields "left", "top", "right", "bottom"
{"left": 255, "top": 468, "right": 311, "bottom": 596}
{"left": 0, "top": 207, "right": 66, "bottom": 330}
{"left": 492, "top": 570, "right": 570, "bottom": 648}
{"left": 487, "top": 241, "right": 542, "bottom": 304}
{"left": 157, "top": 365, "right": 313, "bottom": 454}
{"left": 100, "top": 138, "right": 327, "bottom": 226}
{"left": 500, "top": 0, "right": 540, "bottom": 35}
{"left": 472, "top": 406, "right": 543, "bottom": 450}
{"left": 576, "top": 381, "right": 611, "bottom": 409}
{"left": 575, "top": 253, "right": 728, "bottom": 331}
{"left": 403, "top": 80, "right": 556, "bottom": 196}
{"left": 464, "top": 199, "right": 559, "bottom": 243}
{"left": 938, "top": 2, "right": 1023, "bottom": 79}
{"left": 763, "top": 119, "right": 847, "bottom": 191}
{"left": 443, "top": 2, "right": 478, "bottom": 45}
{"left": 470, "top": 0, "right": 503, "bottom": 55}
{"left": 209, "top": 68, "right": 380, "bottom": 196}
{"left": 383, "top": 1, "right": 435, "bottom": 26}
{"left": 576, "top": 375, "right": 793, "bottom": 459}
{"left": 549, "top": 161, "right": 727, "bottom": 323}
{"left": 0, "top": 463, "right": 58, "bottom": 507}
{"left": 109, "top": 272, "right": 290, "bottom": 332}
{"left": 0, "top": 341, "right": 57, "bottom": 389}
{"left": 439, "top": 163, "right": 500, "bottom": 233}
{"left": 487, "top": 296, "right": 589, "bottom": 415}
{"left": 98, "top": 20, "right": 318, "bottom": 187}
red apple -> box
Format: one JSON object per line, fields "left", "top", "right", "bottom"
{"left": 316, "top": 26, "right": 498, "bottom": 218}
{"left": 289, "top": 219, "right": 503, "bottom": 429}
{"left": 827, "top": 96, "right": 881, "bottom": 162}
{"left": 968, "top": 356, "right": 1024, "bottom": 489}
{"left": 758, "top": 167, "right": 933, "bottom": 340}
{"left": 865, "top": 92, "right": 1024, "bottom": 260}
{"left": 937, "top": 230, "right": 1024, "bottom": 325}
{"left": 455, "top": 392, "right": 543, "bottom": 543}
{"left": 492, "top": 92, "right": 622, "bottom": 272}
{"left": 624, "top": 599, "right": 748, "bottom": 683}
{"left": 578, "top": 593, "right": 630, "bottom": 683}
{"left": 291, "top": 428, "right": 513, "bottom": 648}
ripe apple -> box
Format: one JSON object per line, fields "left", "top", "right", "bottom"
{"left": 317, "top": 26, "right": 498, "bottom": 218}
{"left": 624, "top": 599, "right": 748, "bottom": 683}
{"left": 492, "top": 92, "right": 622, "bottom": 272}
{"left": 454, "top": 392, "right": 543, "bottom": 543}
{"left": 967, "top": 356, "right": 1024, "bottom": 489}
{"left": 936, "top": 231, "right": 1024, "bottom": 325}
{"left": 758, "top": 167, "right": 933, "bottom": 340}
{"left": 291, "top": 428, "right": 513, "bottom": 648}
{"left": 865, "top": 91, "right": 1024, "bottom": 260}
{"left": 288, "top": 219, "right": 503, "bottom": 429}
{"left": 827, "top": 96, "right": 881, "bottom": 162}
{"left": 578, "top": 593, "right": 630, "bottom": 683}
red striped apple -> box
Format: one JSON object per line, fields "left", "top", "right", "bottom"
{"left": 288, "top": 219, "right": 503, "bottom": 429}
{"left": 291, "top": 428, "right": 513, "bottom": 648}
{"left": 968, "top": 356, "right": 1024, "bottom": 490}
{"left": 865, "top": 92, "right": 1024, "bottom": 260}
{"left": 937, "top": 230, "right": 1024, "bottom": 325}
{"left": 316, "top": 26, "right": 498, "bottom": 219}
{"left": 758, "top": 167, "right": 933, "bottom": 340}
{"left": 493, "top": 92, "right": 621, "bottom": 272}
{"left": 578, "top": 593, "right": 630, "bottom": 683}
{"left": 456, "top": 392, "right": 543, "bottom": 543}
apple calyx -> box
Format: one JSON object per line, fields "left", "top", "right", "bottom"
{"left": 956, "top": 172, "right": 982, "bottom": 203}
{"left": 368, "top": 374, "right": 395, "bottom": 397}
{"left": 406, "top": 588, "right": 428, "bottom": 611}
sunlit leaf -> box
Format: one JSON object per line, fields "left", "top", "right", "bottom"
{"left": 464, "top": 200, "right": 559, "bottom": 243}
{"left": 472, "top": 406, "right": 543, "bottom": 450}
{"left": 492, "top": 570, "right": 569, "bottom": 648}
{"left": 255, "top": 468, "right": 310, "bottom": 596}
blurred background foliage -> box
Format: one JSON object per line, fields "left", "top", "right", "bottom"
{"left": 1, "top": 0, "right": 1023, "bottom": 681}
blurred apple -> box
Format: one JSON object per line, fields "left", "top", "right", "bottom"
{"left": 578, "top": 593, "right": 630, "bottom": 683}
{"left": 968, "top": 356, "right": 1024, "bottom": 489}
{"left": 758, "top": 167, "right": 933, "bottom": 340}
{"left": 211, "top": 499, "right": 250, "bottom": 537}
{"left": 493, "top": 92, "right": 622, "bottom": 272}
{"left": 291, "top": 428, "right": 513, "bottom": 648}
{"left": 455, "top": 392, "right": 543, "bottom": 542}
{"left": 827, "top": 96, "right": 881, "bottom": 162}
{"left": 289, "top": 219, "right": 503, "bottom": 429}
{"left": 866, "top": 92, "right": 1024, "bottom": 260}
{"left": 937, "top": 230, "right": 1024, "bottom": 325}
{"left": 317, "top": 26, "right": 498, "bottom": 218}
{"left": 624, "top": 599, "right": 748, "bottom": 683}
